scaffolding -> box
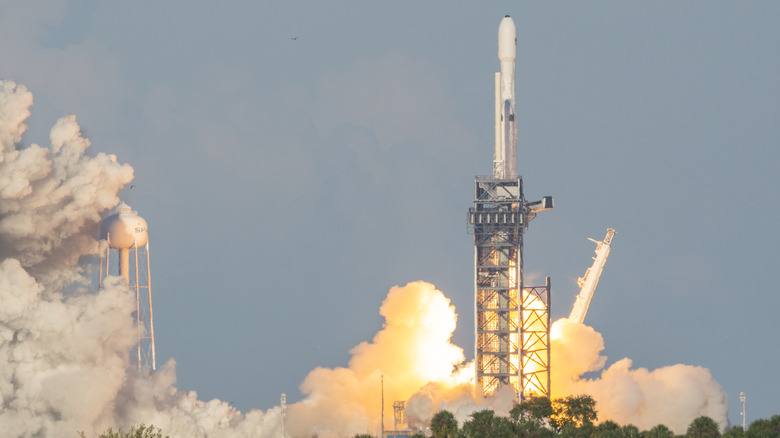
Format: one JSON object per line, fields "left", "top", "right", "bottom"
{"left": 521, "top": 280, "right": 551, "bottom": 399}
{"left": 468, "top": 177, "right": 551, "bottom": 400}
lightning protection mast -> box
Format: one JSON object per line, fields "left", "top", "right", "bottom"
{"left": 99, "top": 202, "right": 156, "bottom": 372}
{"left": 468, "top": 16, "right": 553, "bottom": 401}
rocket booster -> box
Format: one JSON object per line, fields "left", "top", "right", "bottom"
{"left": 494, "top": 15, "right": 517, "bottom": 178}
{"left": 569, "top": 228, "right": 616, "bottom": 324}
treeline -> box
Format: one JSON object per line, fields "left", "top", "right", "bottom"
{"left": 357, "top": 395, "right": 780, "bottom": 438}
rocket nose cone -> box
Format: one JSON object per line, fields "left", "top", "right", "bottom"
{"left": 498, "top": 16, "right": 516, "bottom": 61}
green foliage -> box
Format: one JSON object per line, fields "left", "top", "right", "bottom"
{"left": 431, "top": 410, "right": 458, "bottom": 438}
{"left": 515, "top": 418, "right": 556, "bottom": 438}
{"left": 491, "top": 416, "right": 517, "bottom": 438}
{"left": 594, "top": 420, "right": 622, "bottom": 438}
{"left": 550, "top": 394, "right": 598, "bottom": 432}
{"left": 746, "top": 414, "right": 780, "bottom": 437}
{"left": 460, "top": 409, "right": 521, "bottom": 438}
{"left": 621, "top": 424, "right": 641, "bottom": 438}
{"left": 644, "top": 424, "right": 675, "bottom": 438}
{"left": 686, "top": 416, "right": 720, "bottom": 437}
{"left": 510, "top": 396, "right": 553, "bottom": 425}
{"left": 410, "top": 434, "right": 426, "bottom": 438}
{"left": 509, "top": 396, "right": 555, "bottom": 438}
{"left": 722, "top": 426, "right": 744, "bottom": 437}
{"left": 80, "top": 424, "right": 168, "bottom": 438}
{"left": 559, "top": 421, "right": 595, "bottom": 438}
{"left": 461, "top": 409, "right": 496, "bottom": 438}
{"left": 353, "top": 434, "right": 374, "bottom": 438}
{"left": 423, "top": 401, "right": 780, "bottom": 438}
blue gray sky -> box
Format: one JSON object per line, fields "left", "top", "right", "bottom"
{"left": 2, "top": 0, "right": 778, "bottom": 428}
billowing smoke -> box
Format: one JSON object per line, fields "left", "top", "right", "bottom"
{"left": 287, "top": 281, "right": 471, "bottom": 437}
{"left": 0, "top": 85, "right": 470, "bottom": 437}
{"left": 405, "top": 315, "right": 729, "bottom": 434}
{"left": 0, "top": 80, "right": 281, "bottom": 437}
{"left": 0, "top": 79, "right": 727, "bottom": 437}
{"left": 550, "top": 318, "right": 728, "bottom": 433}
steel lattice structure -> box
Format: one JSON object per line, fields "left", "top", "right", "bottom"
{"left": 468, "top": 177, "right": 551, "bottom": 400}
{"left": 520, "top": 280, "right": 551, "bottom": 398}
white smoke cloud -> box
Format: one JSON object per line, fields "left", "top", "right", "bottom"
{"left": 0, "top": 79, "right": 279, "bottom": 437}
{"left": 550, "top": 318, "right": 729, "bottom": 434}
{"left": 0, "top": 95, "right": 470, "bottom": 437}
{"left": 0, "top": 81, "right": 133, "bottom": 288}
{"left": 403, "top": 309, "right": 729, "bottom": 435}
{"left": 287, "top": 281, "right": 468, "bottom": 438}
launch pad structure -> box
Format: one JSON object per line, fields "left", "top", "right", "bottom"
{"left": 467, "top": 16, "right": 553, "bottom": 401}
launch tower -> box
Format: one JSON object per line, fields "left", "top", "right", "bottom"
{"left": 99, "top": 202, "right": 156, "bottom": 371}
{"left": 467, "top": 16, "right": 553, "bottom": 400}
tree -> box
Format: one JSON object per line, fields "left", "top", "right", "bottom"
{"left": 460, "top": 409, "right": 520, "bottom": 438}
{"left": 644, "top": 424, "right": 674, "bottom": 438}
{"left": 559, "top": 422, "right": 595, "bottom": 438}
{"left": 514, "top": 420, "right": 555, "bottom": 438}
{"left": 722, "top": 426, "right": 744, "bottom": 437}
{"left": 510, "top": 396, "right": 553, "bottom": 425}
{"left": 490, "top": 416, "right": 518, "bottom": 438}
{"left": 621, "top": 424, "right": 640, "bottom": 438}
{"left": 594, "top": 420, "right": 623, "bottom": 438}
{"left": 746, "top": 414, "right": 780, "bottom": 437}
{"left": 550, "top": 394, "right": 598, "bottom": 432}
{"left": 430, "top": 410, "right": 458, "bottom": 438}
{"left": 353, "top": 435, "right": 374, "bottom": 438}
{"left": 461, "top": 410, "right": 496, "bottom": 438}
{"left": 687, "top": 416, "right": 720, "bottom": 437}
{"left": 80, "top": 424, "right": 168, "bottom": 438}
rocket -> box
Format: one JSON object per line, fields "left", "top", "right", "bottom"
{"left": 569, "top": 228, "right": 616, "bottom": 324}
{"left": 494, "top": 15, "right": 517, "bottom": 178}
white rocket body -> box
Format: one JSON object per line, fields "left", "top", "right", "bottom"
{"left": 569, "top": 229, "right": 616, "bottom": 324}
{"left": 494, "top": 16, "right": 517, "bottom": 178}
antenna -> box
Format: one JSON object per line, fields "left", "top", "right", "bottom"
{"left": 380, "top": 375, "right": 385, "bottom": 438}
{"left": 99, "top": 202, "right": 156, "bottom": 371}
{"left": 740, "top": 392, "right": 746, "bottom": 431}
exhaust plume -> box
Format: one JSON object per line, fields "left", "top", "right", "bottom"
{"left": 287, "top": 281, "right": 469, "bottom": 438}
{"left": 550, "top": 318, "right": 728, "bottom": 433}
{"left": 405, "top": 317, "right": 729, "bottom": 435}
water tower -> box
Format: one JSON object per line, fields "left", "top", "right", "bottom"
{"left": 99, "top": 202, "right": 156, "bottom": 371}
